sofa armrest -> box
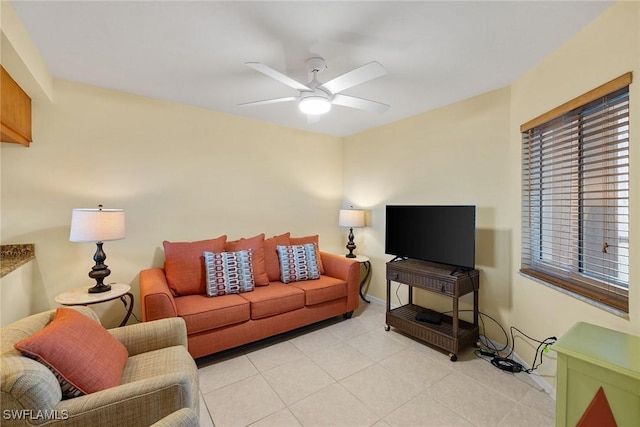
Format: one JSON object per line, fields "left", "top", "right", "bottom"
{"left": 151, "top": 408, "right": 199, "bottom": 427}
{"left": 108, "top": 317, "right": 188, "bottom": 356}
{"left": 55, "top": 372, "right": 196, "bottom": 426}
{"left": 140, "top": 268, "right": 178, "bottom": 321}
{"left": 320, "top": 252, "right": 360, "bottom": 311}
{"left": 320, "top": 251, "right": 358, "bottom": 280}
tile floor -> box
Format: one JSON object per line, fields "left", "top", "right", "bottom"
{"left": 196, "top": 302, "right": 555, "bottom": 427}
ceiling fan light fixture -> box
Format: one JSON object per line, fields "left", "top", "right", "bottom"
{"left": 299, "top": 96, "right": 331, "bottom": 115}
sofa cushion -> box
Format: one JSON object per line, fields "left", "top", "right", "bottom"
{"left": 175, "top": 294, "right": 250, "bottom": 334}
{"left": 290, "top": 275, "right": 348, "bottom": 306}
{"left": 14, "top": 307, "right": 128, "bottom": 398}
{"left": 239, "top": 282, "right": 304, "bottom": 320}
{"left": 226, "top": 234, "right": 270, "bottom": 286}
{"left": 276, "top": 244, "right": 321, "bottom": 284}
{"left": 164, "top": 236, "right": 227, "bottom": 296}
{"left": 204, "top": 250, "right": 255, "bottom": 297}
{"left": 263, "top": 232, "right": 291, "bottom": 281}
{"left": 290, "top": 235, "right": 325, "bottom": 274}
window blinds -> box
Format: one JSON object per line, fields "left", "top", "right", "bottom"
{"left": 521, "top": 74, "right": 631, "bottom": 312}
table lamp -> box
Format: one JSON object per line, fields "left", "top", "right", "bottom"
{"left": 339, "top": 207, "right": 365, "bottom": 258}
{"left": 69, "top": 204, "right": 125, "bottom": 293}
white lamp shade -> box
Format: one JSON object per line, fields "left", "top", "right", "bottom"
{"left": 69, "top": 208, "right": 125, "bottom": 242}
{"left": 339, "top": 209, "right": 365, "bottom": 228}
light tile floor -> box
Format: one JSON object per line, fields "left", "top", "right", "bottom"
{"left": 196, "top": 302, "right": 555, "bottom": 427}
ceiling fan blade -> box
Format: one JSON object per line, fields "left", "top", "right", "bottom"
{"left": 238, "top": 96, "right": 297, "bottom": 107}
{"left": 319, "top": 61, "right": 387, "bottom": 94}
{"left": 245, "top": 62, "right": 311, "bottom": 92}
{"left": 332, "top": 94, "right": 390, "bottom": 114}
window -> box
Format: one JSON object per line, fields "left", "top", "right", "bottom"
{"left": 520, "top": 73, "right": 631, "bottom": 312}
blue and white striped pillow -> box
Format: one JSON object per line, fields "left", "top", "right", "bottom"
{"left": 276, "top": 243, "right": 321, "bottom": 284}
{"left": 203, "top": 249, "right": 255, "bottom": 297}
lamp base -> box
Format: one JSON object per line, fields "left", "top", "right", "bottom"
{"left": 345, "top": 227, "right": 357, "bottom": 258}
{"left": 88, "top": 283, "right": 112, "bottom": 293}
{"left": 87, "top": 241, "right": 112, "bottom": 293}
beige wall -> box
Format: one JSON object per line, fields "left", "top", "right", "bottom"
{"left": 343, "top": 86, "right": 513, "bottom": 341}
{"left": 508, "top": 0, "right": 640, "bottom": 385}
{"left": 343, "top": 1, "right": 639, "bottom": 390}
{"left": 1, "top": 80, "right": 344, "bottom": 327}
{"left": 1, "top": 261, "right": 34, "bottom": 326}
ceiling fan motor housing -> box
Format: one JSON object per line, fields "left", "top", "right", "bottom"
{"left": 305, "top": 57, "right": 327, "bottom": 74}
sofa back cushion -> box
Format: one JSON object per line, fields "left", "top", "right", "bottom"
{"left": 263, "top": 233, "right": 291, "bottom": 281}
{"left": 163, "top": 236, "right": 227, "bottom": 296}
{"left": 225, "top": 234, "right": 269, "bottom": 286}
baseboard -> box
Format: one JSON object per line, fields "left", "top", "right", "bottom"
{"left": 481, "top": 337, "right": 556, "bottom": 400}
{"left": 364, "top": 294, "right": 386, "bottom": 307}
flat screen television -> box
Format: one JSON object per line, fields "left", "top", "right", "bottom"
{"left": 385, "top": 205, "right": 476, "bottom": 269}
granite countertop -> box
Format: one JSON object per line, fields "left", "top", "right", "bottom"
{"left": 1, "top": 244, "right": 35, "bottom": 278}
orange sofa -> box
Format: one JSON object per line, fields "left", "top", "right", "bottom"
{"left": 139, "top": 233, "right": 360, "bottom": 359}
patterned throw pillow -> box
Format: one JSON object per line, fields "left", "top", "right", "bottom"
{"left": 290, "top": 235, "right": 325, "bottom": 274}
{"left": 276, "top": 243, "right": 321, "bottom": 284}
{"left": 204, "top": 249, "right": 255, "bottom": 297}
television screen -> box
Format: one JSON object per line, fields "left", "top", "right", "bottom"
{"left": 385, "top": 205, "right": 476, "bottom": 269}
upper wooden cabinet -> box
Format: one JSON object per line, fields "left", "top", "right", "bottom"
{"left": 1, "top": 65, "right": 32, "bottom": 146}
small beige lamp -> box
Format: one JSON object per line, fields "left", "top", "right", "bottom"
{"left": 69, "top": 204, "right": 125, "bottom": 293}
{"left": 338, "top": 207, "right": 365, "bottom": 258}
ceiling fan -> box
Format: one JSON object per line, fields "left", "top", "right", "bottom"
{"left": 238, "top": 57, "right": 390, "bottom": 116}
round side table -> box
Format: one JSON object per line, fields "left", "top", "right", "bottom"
{"left": 55, "top": 283, "right": 134, "bottom": 327}
{"left": 353, "top": 255, "right": 372, "bottom": 303}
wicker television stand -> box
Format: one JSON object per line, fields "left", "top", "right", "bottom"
{"left": 385, "top": 258, "right": 480, "bottom": 361}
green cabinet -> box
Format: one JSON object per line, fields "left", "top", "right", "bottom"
{"left": 552, "top": 322, "right": 640, "bottom": 426}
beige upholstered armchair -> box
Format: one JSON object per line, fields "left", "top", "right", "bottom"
{"left": 1, "top": 306, "right": 198, "bottom": 426}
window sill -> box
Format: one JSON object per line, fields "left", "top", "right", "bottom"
{"left": 518, "top": 271, "right": 629, "bottom": 319}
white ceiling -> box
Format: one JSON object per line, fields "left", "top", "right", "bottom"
{"left": 11, "top": 1, "right": 612, "bottom": 137}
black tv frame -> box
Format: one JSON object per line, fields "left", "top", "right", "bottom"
{"left": 385, "top": 205, "right": 476, "bottom": 270}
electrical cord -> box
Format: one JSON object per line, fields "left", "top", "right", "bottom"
{"left": 121, "top": 297, "right": 141, "bottom": 323}
{"left": 490, "top": 327, "right": 556, "bottom": 374}
{"left": 447, "top": 309, "right": 556, "bottom": 374}
{"left": 507, "top": 326, "right": 553, "bottom": 357}
{"left": 507, "top": 327, "right": 556, "bottom": 373}
{"left": 441, "top": 309, "right": 510, "bottom": 353}
{"left": 395, "top": 283, "right": 403, "bottom": 306}
{"left": 491, "top": 357, "right": 524, "bottom": 373}
{"left": 389, "top": 275, "right": 556, "bottom": 375}
{"left": 109, "top": 282, "right": 142, "bottom": 323}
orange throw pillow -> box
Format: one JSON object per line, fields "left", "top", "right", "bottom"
{"left": 163, "top": 236, "right": 227, "bottom": 296}
{"left": 290, "top": 235, "right": 325, "bottom": 274}
{"left": 14, "top": 308, "right": 128, "bottom": 399}
{"left": 263, "top": 233, "right": 291, "bottom": 281}
{"left": 226, "top": 234, "right": 269, "bottom": 286}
